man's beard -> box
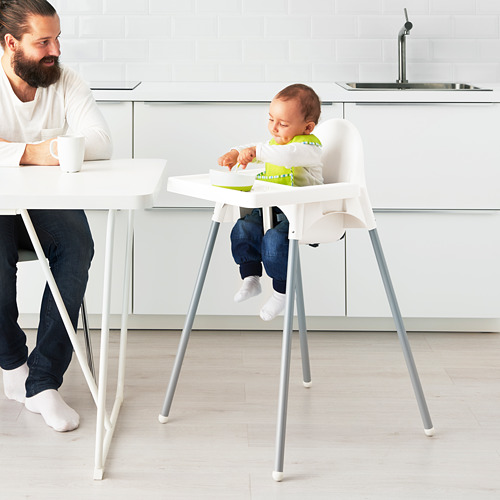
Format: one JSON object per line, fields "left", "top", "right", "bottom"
{"left": 12, "top": 48, "right": 61, "bottom": 88}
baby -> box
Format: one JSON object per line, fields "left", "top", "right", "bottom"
{"left": 218, "top": 83, "right": 323, "bottom": 321}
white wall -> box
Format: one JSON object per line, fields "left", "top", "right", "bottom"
{"left": 49, "top": 0, "right": 500, "bottom": 83}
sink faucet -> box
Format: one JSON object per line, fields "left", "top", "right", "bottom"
{"left": 397, "top": 8, "right": 413, "bottom": 84}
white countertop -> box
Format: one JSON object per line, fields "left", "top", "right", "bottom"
{"left": 92, "top": 81, "right": 500, "bottom": 103}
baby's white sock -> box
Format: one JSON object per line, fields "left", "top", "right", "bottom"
{"left": 260, "top": 291, "right": 286, "bottom": 321}
{"left": 234, "top": 275, "right": 262, "bottom": 303}
{"left": 25, "top": 389, "right": 80, "bottom": 432}
{"left": 2, "top": 362, "right": 28, "bottom": 403}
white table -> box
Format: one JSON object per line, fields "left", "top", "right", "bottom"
{"left": 0, "top": 158, "right": 166, "bottom": 480}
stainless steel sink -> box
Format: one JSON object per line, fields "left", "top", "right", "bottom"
{"left": 337, "top": 82, "right": 490, "bottom": 91}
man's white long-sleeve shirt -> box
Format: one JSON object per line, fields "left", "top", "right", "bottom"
{"left": 0, "top": 64, "right": 112, "bottom": 166}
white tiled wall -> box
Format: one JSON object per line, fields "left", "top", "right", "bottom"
{"left": 47, "top": 0, "right": 500, "bottom": 83}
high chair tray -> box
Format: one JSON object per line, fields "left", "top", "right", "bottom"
{"left": 167, "top": 174, "right": 360, "bottom": 209}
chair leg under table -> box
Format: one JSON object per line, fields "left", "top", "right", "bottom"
{"left": 159, "top": 220, "right": 221, "bottom": 423}
{"left": 369, "top": 228, "right": 434, "bottom": 435}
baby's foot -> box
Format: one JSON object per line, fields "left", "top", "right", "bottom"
{"left": 260, "top": 291, "right": 286, "bottom": 321}
{"left": 234, "top": 276, "right": 262, "bottom": 302}
{"left": 25, "top": 389, "right": 80, "bottom": 432}
{"left": 2, "top": 362, "right": 28, "bottom": 403}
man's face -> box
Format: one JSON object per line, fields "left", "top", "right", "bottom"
{"left": 11, "top": 14, "right": 61, "bottom": 88}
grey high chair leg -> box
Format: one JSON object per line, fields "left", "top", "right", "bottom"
{"left": 272, "top": 232, "right": 434, "bottom": 481}
{"left": 159, "top": 219, "right": 312, "bottom": 424}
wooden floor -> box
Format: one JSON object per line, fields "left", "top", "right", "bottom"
{"left": 1, "top": 328, "right": 499, "bottom": 499}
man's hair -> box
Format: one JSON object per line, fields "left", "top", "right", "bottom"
{"left": 0, "top": 0, "right": 56, "bottom": 48}
{"left": 275, "top": 83, "right": 321, "bottom": 124}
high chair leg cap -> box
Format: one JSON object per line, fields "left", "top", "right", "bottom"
{"left": 424, "top": 427, "right": 435, "bottom": 437}
{"left": 158, "top": 414, "right": 168, "bottom": 424}
{"left": 303, "top": 380, "right": 312, "bottom": 388}
{"left": 272, "top": 471, "right": 284, "bottom": 482}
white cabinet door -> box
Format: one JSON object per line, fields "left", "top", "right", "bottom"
{"left": 96, "top": 101, "right": 133, "bottom": 159}
{"left": 345, "top": 103, "right": 500, "bottom": 209}
{"left": 133, "top": 208, "right": 346, "bottom": 317}
{"left": 133, "top": 102, "right": 342, "bottom": 207}
{"left": 17, "top": 210, "right": 129, "bottom": 316}
{"left": 346, "top": 211, "right": 500, "bottom": 318}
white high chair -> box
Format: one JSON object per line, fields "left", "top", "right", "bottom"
{"left": 159, "top": 118, "right": 434, "bottom": 481}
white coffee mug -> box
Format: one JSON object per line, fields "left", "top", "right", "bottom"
{"left": 49, "top": 135, "right": 85, "bottom": 173}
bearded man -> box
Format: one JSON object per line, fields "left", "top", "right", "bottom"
{"left": 0, "top": 0, "right": 112, "bottom": 432}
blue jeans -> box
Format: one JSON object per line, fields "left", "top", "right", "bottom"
{"left": 230, "top": 208, "right": 289, "bottom": 294}
{"left": 0, "top": 210, "right": 94, "bottom": 397}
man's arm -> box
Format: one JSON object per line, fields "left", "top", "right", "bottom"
{"left": 20, "top": 140, "right": 58, "bottom": 166}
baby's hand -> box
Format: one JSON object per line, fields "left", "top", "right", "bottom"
{"left": 237, "top": 147, "right": 256, "bottom": 167}
{"left": 218, "top": 149, "right": 239, "bottom": 169}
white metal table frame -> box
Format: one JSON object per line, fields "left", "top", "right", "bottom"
{"left": 159, "top": 173, "right": 434, "bottom": 480}
{"left": 0, "top": 159, "right": 166, "bottom": 480}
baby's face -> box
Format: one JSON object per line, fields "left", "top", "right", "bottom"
{"left": 267, "top": 98, "right": 314, "bottom": 145}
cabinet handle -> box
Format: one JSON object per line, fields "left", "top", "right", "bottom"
{"left": 354, "top": 102, "right": 496, "bottom": 107}
{"left": 374, "top": 209, "right": 500, "bottom": 215}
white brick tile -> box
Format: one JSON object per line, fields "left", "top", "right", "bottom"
{"left": 408, "top": 62, "right": 453, "bottom": 81}
{"left": 478, "top": 0, "right": 500, "bottom": 13}
{"left": 219, "top": 16, "right": 265, "bottom": 37}
{"left": 432, "top": 39, "right": 478, "bottom": 61}
{"left": 150, "top": 41, "right": 196, "bottom": 62}
{"left": 454, "top": 63, "right": 500, "bottom": 83}
{"left": 290, "top": 40, "right": 335, "bottom": 62}
{"left": 383, "top": 0, "right": 430, "bottom": 14}
{"left": 265, "top": 63, "right": 311, "bottom": 82}
{"left": 104, "top": 0, "right": 148, "bottom": 14}
{"left": 80, "top": 63, "right": 126, "bottom": 82}
{"left": 173, "top": 16, "right": 218, "bottom": 38}
{"left": 337, "top": 39, "right": 383, "bottom": 62}
{"left": 150, "top": 0, "right": 195, "bottom": 13}
{"left": 126, "top": 63, "right": 172, "bottom": 82}
{"left": 172, "top": 63, "right": 219, "bottom": 81}
{"left": 265, "top": 16, "right": 311, "bottom": 38}
{"left": 454, "top": 16, "right": 499, "bottom": 38}
{"left": 103, "top": 40, "right": 149, "bottom": 61}
{"left": 125, "top": 17, "right": 172, "bottom": 39}
{"left": 358, "top": 15, "right": 406, "bottom": 38}
{"left": 197, "top": 40, "right": 242, "bottom": 62}
{"left": 410, "top": 16, "right": 453, "bottom": 38}
{"left": 336, "top": 0, "right": 382, "bottom": 14}
{"left": 290, "top": 0, "right": 334, "bottom": 15}
{"left": 61, "top": 39, "right": 102, "bottom": 61}
{"left": 219, "top": 63, "right": 266, "bottom": 82}
{"left": 312, "top": 16, "right": 358, "bottom": 38}
{"left": 79, "top": 16, "right": 125, "bottom": 38}
{"left": 312, "top": 63, "right": 359, "bottom": 82}
{"left": 242, "top": 0, "right": 288, "bottom": 14}
{"left": 54, "top": 0, "right": 103, "bottom": 14}
{"left": 358, "top": 62, "right": 397, "bottom": 81}
{"left": 196, "top": 0, "right": 242, "bottom": 13}
{"left": 430, "top": 0, "right": 476, "bottom": 14}
{"left": 60, "top": 16, "right": 78, "bottom": 37}
{"left": 478, "top": 39, "right": 500, "bottom": 59}
{"left": 243, "top": 40, "right": 290, "bottom": 62}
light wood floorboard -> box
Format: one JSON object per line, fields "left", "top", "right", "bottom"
{"left": 1, "top": 329, "right": 499, "bottom": 499}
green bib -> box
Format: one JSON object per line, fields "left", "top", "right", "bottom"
{"left": 256, "top": 135, "right": 322, "bottom": 186}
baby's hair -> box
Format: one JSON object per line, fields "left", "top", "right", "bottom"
{"left": 274, "top": 83, "right": 321, "bottom": 124}
{"left": 0, "top": 0, "right": 56, "bottom": 48}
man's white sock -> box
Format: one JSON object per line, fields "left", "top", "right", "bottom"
{"left": 25, "top": 389, "right": 80, "bottom": 432}
{"left": 234, "top": 275, "right": 262, "bottom": 303}
{"left": 2, "top": 362, "right": 28, "bottom": 403}
{"left": 260, "top": 291, "right": 286, "bottom": 321}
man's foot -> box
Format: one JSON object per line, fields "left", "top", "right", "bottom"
{"left": 260, "top": 291, "right": 286, "bottom": 321}
{"left": 234, "top": 275, "right": 262, "bottom": 302}
{"left": 25, "top": 389, "right": 80, "bottom": 432}
{"left": 2, "top": 362, "right": 28, "bottom": 403}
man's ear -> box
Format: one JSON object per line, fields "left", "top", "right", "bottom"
{"left": 304, "top": 121, "right": 315, "bottom": 135}
{"left": 4, "top": 33, "right": 18, "bottom": 52}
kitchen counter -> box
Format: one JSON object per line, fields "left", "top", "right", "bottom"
{"left": 92, "top": 81, "right": 500, "bottom": 103}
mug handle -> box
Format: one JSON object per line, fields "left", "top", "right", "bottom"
{"left": 49, "top": 138, "right": 59, "bottom": 159}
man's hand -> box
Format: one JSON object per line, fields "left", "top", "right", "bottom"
{"left": 237, "top": 147, "right": 256, "bottom": 168}
{"left": 20, "top": 139, "right": 59, "bottom": 166}
{"left": 218, "top": 149, "right": 239, "bottom": 169}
